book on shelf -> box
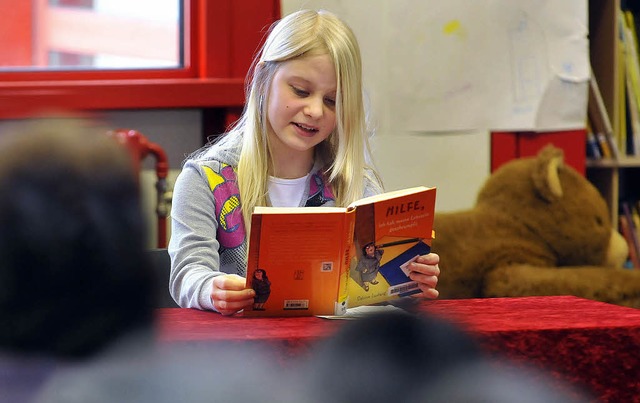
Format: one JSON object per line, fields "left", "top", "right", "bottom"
{"left": 624, "top": 76, "right": 640, "bottom": 156}
{"left": 617, "top": 16, "right": 628, "bottom": 156}
{"left": 588, "top": 67, "right": 619, "bottom": 159}
{"left": 596, "top": 133, "right": 613, "bottom": 159}
{"left": 632, "top": 201, "right": 640, "bottom": 235}
{"left": 620, "top": 201, "right": 640, "bottom": 269}
{"left": 623, "top": 9, "right": 640, "bottom": 156}
{"left": 243, "top": 186, "right": 437, "bottom": 317}
{"left": 625, "top": 93, "right": 640, "bottom": 156}
{"left": 620, "top": 216, "right": 639, "bottom": 269}
{"left": 585, "top": 122, "right": 602, "bottom": 160}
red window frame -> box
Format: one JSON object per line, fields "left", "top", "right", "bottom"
{"left": 0, "top": 0, "right": 280, "bottom": 119}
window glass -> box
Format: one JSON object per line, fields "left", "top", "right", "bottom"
{"left": 0, "top": 0, "right": 181, "bottom": 71}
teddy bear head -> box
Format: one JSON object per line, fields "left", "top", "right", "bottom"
{"left": 475, "top": 145, "right": 627, "bottom": 268}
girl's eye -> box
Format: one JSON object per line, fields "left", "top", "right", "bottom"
{"left": 324, "top": 98, "right": 336, "bottom": 107}
{"left": 291, "top": 86, "right": 308, "bottom": 97}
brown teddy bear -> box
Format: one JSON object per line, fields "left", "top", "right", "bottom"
{"left": 433, "top": 145, "right": 640, "bottom": 307}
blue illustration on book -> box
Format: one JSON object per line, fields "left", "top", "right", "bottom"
{"left": 379, "top": 241, "right": 432, "bottom": 297}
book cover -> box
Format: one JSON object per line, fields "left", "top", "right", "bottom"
{"left": 345, "top": 188, "right": 436, "bottom": 308}
{"left": 243, "top": 186, "right": 436, "bottom": 316}
{"left": 244, "top": 206, "right": 354, "bottom": 316}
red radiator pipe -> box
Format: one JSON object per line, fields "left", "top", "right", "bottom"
{"left": 109, "top": 129, "right": 170, "bottom": 248}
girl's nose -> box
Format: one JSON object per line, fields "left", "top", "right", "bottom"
{"left": 304, "top": 96, "right": 323, "bottom": 119}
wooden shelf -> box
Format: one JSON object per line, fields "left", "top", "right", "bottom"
{"left": 588, "top": 0, "right": 640, "bottom": 229}
{"left": 586, "top": 157, "right": 640, "bottom": 168}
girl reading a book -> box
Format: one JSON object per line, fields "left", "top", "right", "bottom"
{"left": 168, "top": 9, "right": 441, "bottom": 315}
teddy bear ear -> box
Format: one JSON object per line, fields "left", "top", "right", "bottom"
{"left": 531, "top": 145, "right": 564, "bottom": 202}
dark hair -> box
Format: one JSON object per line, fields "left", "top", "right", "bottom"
{"left": 302, "top": 311, "right": 482, "bottom": 403}
{"left": 361, "top": 241, "right": 375, "bottom": 255}
{"left": 298, "top": 311, "right": 589, "bottom": 403}
{"left": 254, "top": 268, "right": 268, "bottom": 279}
{"left": 0, "top": 119, "right": 156, "bottom": 359}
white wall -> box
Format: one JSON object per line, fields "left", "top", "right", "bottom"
{"left": 373, "top": 130, "right": 488, "bottom": 212}
{"left": 281, "top": 0, "right": 490, "bottom": 212}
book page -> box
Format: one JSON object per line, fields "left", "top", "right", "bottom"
{"left": 253, "top": 206, "right": 346, "bottom": 214}
{"left": 348, "top": 186, "right": 431, "bottom": 209}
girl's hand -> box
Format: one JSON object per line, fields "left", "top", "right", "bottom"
{"left": 408, "top": 253, "right": 440, "bottom": 299}
{"left": 210, "top": 274, "right": 255, "bottom": 315}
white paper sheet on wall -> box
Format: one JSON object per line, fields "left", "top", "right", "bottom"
{"left": 281, "top": 0, "right": 588, "bottom": 132}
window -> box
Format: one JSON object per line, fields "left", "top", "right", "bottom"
{"left": 2, "top": 0, "right": 181, "bottom": 72}
{"left": 0, "top": 0, "right": 280, "bottom": 118}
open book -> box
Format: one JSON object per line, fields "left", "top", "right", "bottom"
{"left": 244, "top": 186, "right": 436, "bottom": 316}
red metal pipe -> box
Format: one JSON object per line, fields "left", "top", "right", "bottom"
{"left": 109, "top": 129, "right": 170, "bottom": 248}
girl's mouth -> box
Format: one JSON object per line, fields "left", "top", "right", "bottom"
{"left": 293, "top": 122, "right": 319, "bottom": 134}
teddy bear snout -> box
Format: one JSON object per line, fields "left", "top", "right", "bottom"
{"left": 606, "top": 229, "right": 629, "bottom": 268}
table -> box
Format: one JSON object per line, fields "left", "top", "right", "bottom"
{"left": 157, "top": 296, "right": 640, "bottom": 402}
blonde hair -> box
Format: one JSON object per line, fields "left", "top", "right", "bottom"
{"left": 229, "top": 10, "right": 381, "bottom": 228}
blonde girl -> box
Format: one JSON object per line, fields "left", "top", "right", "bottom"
{"left": 169, "top": 9, "right": 440, "bottom": 315}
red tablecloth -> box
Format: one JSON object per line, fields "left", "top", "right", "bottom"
{"left": 157, "top": 296, "right": 640, "bottom": 402}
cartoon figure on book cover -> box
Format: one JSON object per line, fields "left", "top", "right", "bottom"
{"left": 355, "top": 242, "right": 384, "bottom": 291}
{"left": 351, "top": 238, "right": 430, "bottom": 295}
{"left": 251, "top": 269, "right": 271, "bottom": 310}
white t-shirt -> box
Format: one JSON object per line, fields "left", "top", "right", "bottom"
{"left": 268, "top": 174, "right": 310, "bottom": 207}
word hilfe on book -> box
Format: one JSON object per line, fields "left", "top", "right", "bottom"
{"left": 385, "top": 200, "right": 426, "bottom": 217}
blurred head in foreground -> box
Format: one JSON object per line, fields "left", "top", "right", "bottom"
{"left": 300, "top": 310, "right": 591, "bottom": 403}
{"left": 0, "top": 118, "right": 156, "bottom": 359}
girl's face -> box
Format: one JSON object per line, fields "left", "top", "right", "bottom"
{"left": 365, "top": 244, "right": 375, "bottom": 257}
{"left": 266, "top": 54, "right": 337, "bottom": 162}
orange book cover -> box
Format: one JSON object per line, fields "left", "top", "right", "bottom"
{"left": 244, "top": 186, "right": 436, "bottom": 317}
